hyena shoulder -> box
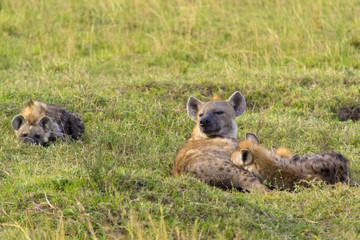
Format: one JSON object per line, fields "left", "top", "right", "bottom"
{"left": 173, "top": 138, "right": 239, "bottom": 176}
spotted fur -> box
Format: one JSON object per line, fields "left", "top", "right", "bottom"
{"left": 12, "top": 101, "right": 85, "bottom": 146}
{"left": 231, "top": 133, "right": 351, "bottom": 189}
{"left": 173, "top": 92, "right": 269, "bottom": 191}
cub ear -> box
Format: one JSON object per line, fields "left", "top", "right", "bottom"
{"left": 12, "top": 115, "right": 26, "bottom": 130}
{"left": 271, "top": 146, "right": 277, "bottom": 154}
{"left": 231, "top": 149, "right": 253, "bottom": 166}
{"left": 290, "top": 154, "right": 301, "bottom": 161}
{"left": 39, "top": 116, "right": 53, "bottom": 132}
{"left": 187, "top": 96, "right": 203, "bottom": 121}
{"left": 245, "top": 133, "right": 260, "bottom": 144}
{"left": 227, "top": 91, "right": 246, "bottom": 117}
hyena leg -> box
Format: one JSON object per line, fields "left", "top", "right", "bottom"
{"left": 190, "top": 160, "right": 269, "bottom": 191}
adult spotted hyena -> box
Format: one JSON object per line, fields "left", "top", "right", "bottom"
{"left": 231, "top": 133, "right": 351, "bottom": 189}
{"left": 11, "top": 100, "right": 85, "bottom": 146}
{"left": 173, "top": 92, "right": 269, "bottom": 191}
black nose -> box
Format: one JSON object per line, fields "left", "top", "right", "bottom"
{"left": 199, "top": 116, "right": 212, "bottom": 127}
{"left": 31, "top": 137, "right": 40, "bottom": 145}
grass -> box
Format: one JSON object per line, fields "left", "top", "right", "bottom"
{"left": 0, "top": 0, "right": 360, "bottom": 238}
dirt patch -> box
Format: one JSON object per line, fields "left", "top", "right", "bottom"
{"left": 338, "top": 107, "right": 360, "bottom": 122}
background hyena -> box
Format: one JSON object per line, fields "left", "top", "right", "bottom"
{"left": 12, "top": 100, "right": 85, "bottom": 146}
{"left": 231, "top": 133, "right": 351, "bottom": 189}
{"left": 173, "top": 92, "right": 269, "bottom": 191}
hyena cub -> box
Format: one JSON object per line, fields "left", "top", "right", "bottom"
{"left": 271, "top": 146, "right": 295, "bottom": 159}
{"left": 12, "top": 100, "right": 85, "bottom": 146}
{"left": 231, "top": 133, "right": 350, "bottom": 189}
{"left": 173, "top": 92, "right": 269, "bottom": 191}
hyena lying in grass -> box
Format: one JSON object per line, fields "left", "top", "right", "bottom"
{"left": 173, "top": 92, "right": 269, "bottom": 191}
{"left": 12, "top": 100, "right": 85, "bottom": 146}
{"left": 231, "top": 133, "right": 351, "bottom": 189}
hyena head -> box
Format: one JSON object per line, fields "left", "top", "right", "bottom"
{"left": 271, "top": 146, "right": 295, "bottom": 159}
{"left": 231, "top": 133, "right": 262, "bottom": 169}
{"left": 187, "top": 91, "right": 246, "bottom": 139}
{"left": 11, "top": 114, "right": 53, "bottom": 146}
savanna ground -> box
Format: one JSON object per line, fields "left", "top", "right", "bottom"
{"left": 0, "top": 0, "right": 360, "bottom": 239}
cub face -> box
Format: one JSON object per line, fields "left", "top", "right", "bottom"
{"left": 12, "top": 114, "right": 53, "bottom": 146}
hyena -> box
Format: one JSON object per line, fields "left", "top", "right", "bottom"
{"left": 271, "top": 146, "right": 295, "bottom": 159}
{"left": 11, "top": 100, "right": 85, "bottom": 146}
{"left": 173, "top": 92, "right": 269, "bottom": 191}
{"left": 231, "top": 133, "right": 351, "bottom": 189}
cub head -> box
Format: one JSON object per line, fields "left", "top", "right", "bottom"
{"left": 187, "top": 91, "right": 246, "bottom": 139}
{"left": 231, "top": 133, "right": 260, "bottom": 167}
{"left": 271, "top": 146, "right": 295, "bottom": 159}
{"left": 12, "top": 115, "right": 53, "bottom": 146}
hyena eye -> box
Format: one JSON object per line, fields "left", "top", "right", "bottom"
{"left": 21, "top": 133, "right": 28, "bottom": 138}
{"left": 215, "top": 111, "right": 224, "bottom": 115}
{"left": 35, "top": 133, "right": 41, "bottom": 139}
{"left": 198, "top": 113, "right": 204, "bottom": 117}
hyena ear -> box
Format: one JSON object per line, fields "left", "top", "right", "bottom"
{"left": 231, "top": 150, "right": 253, "bottom": 166}
{"left": 39, "top": 116, "right": 53, "bottom": 132}
{"left": 290, "top": 154, "right": 301, "bottom": 161}
{"left": 246, "top": 133, "right": 260, "bottom": 144}
{"left": 227, "top": 91, "right": 246, "bottom": 117}
{"left": 187, "top": 96, "right": 203, "bottom": 121}
{"left": 12, "top": 115, "right": 26, "bottom": 130}
{"left": 271, "top": 146, "right": 277, "bottom": 154}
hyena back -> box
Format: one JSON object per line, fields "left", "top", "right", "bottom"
{"left": 231, "top": 133, "right": 351, "bottom": 189}
{"left": 173, "top": 92, "right": 269, "bottom": 191}
{"left": 12, "top": 101, "right": 85, "bottom": 146}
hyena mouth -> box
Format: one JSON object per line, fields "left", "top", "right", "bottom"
{"left": 22, "top": 137, "right": 40, "bottom": 145}
{"left": 201, "top": 127, "right": 221, "bottom": 135}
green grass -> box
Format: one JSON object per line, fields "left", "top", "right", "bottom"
{"left": 0, "top": 0, "right": 360, "bottom": 238}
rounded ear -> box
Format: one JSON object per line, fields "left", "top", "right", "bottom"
{"left": 246, "top": 133, "right": 260, "bottom": 144}
{"left": 290, "top": 154, "right": 301, "bottom": 161}
{"left": 227, "top": 91, "right": 246, "bottom": 117}
{"left": 187, "top": 96, "right": 203, "bottom": 121}
{"left": 271, "top": 146, "right": 277, "bottom": 154}
{"left": 231, "top": 150, "right": 253, "bottom": 166}
{"left": 241, "top": 150, "right": 253, "bottom": 165}
{"left": 12, "top": 115, "right": 26, "bottom": 130}
{"left": 39, "top": 116, "right": 53, "bottom": 132}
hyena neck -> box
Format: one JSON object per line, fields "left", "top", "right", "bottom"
{"left": 190, "top": 122, "right": 237, "bottom": 140}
